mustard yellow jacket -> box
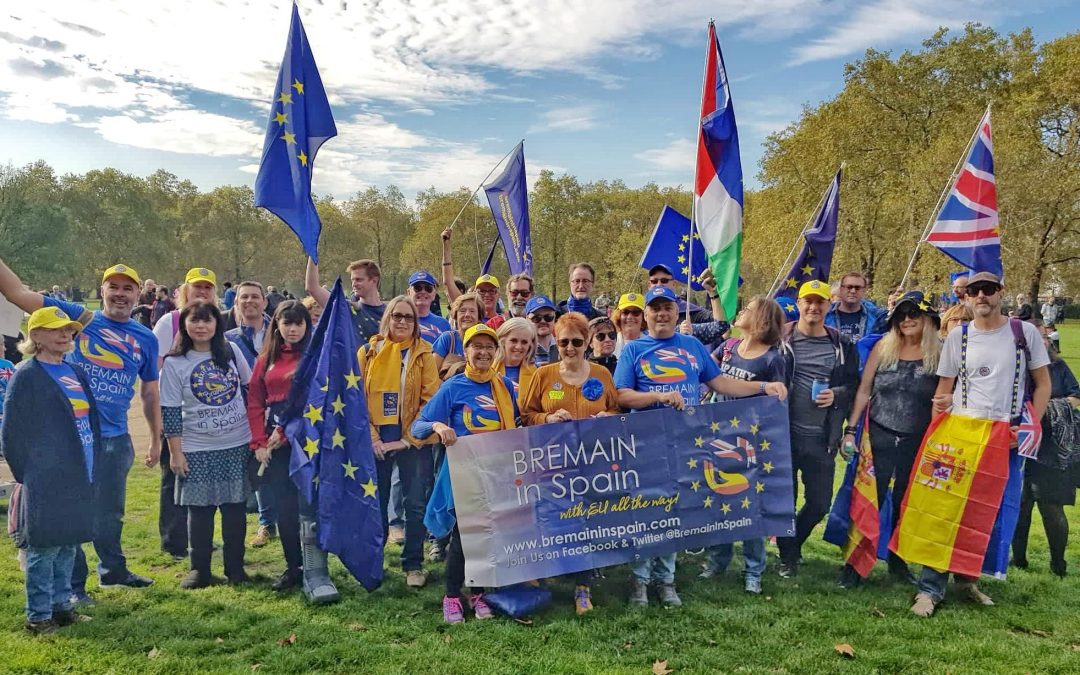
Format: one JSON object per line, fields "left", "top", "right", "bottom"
{"left": 358, "top": 335, "right": 441, "bottom": 447}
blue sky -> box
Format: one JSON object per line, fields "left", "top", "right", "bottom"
{"left": 0, "top": 0, "right": 1076, "bottom": 198}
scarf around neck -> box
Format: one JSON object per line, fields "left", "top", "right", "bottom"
{"left": 464, "top": 364, "right": 516, "bottom": 431}
{"left": 365, "top": 336, "right": 415, "bottom": 426}
{"left": 566, "top": 295, "right": 594, "bottom": 316}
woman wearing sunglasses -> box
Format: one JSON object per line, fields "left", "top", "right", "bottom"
{"left": 520, "top": 312, "right": 621, "bottom": 614}
{"left": 612, "top": 293, "right": 646, "bottom": 358}
{"left": 839, "top": 291, "right": 941, "bottom": 589}
{"left": 587, "top": 316, "right": 618, "bottom": 375}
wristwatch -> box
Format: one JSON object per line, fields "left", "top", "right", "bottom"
{"left": 759, "top": 382, "right": 767, "bottom": 394}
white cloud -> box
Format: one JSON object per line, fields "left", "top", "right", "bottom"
{"left": 84, "top": 110, "right": 264, "bottom": 157}
{"left": 635, "top": 138, "right": 695, "bottom": 172}
{"left": 528, "top": 105, "right": 597, "bottom": 133}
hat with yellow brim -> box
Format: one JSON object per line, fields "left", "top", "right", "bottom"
{"left": 27, "top": 307, "right": 83, "bottom": 333}
{"left": 101, "top": 263, "right": 142, "bottom": 287}
{"left": 463, "top": 323, "right": 498, "bottom": 346}
{"left": 798, "top": 280, "right": 830, "bottom": 301}
{"left": 185, "top": 267, "right": 217, "bottom": 287}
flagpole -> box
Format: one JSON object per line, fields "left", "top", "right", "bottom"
{"left": 899, "top": 104, "right": 989, "bottom": 289}
{"left": 446, "top": 140, "right": 524, "bottom": 232}
{"left": 687, "top": 21, "right": 714, "bottom": 324}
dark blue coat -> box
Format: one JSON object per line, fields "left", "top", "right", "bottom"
{"left": 2, "top": 358, "right": 102, "bottom": 548}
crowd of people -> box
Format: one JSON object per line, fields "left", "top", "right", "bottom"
{"left": 1, "top": 238, "right": 1077, "bottom": 634}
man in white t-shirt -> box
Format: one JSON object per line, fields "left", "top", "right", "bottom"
{"left": 911, "top": 271, "right": 1051, "bottom": 618}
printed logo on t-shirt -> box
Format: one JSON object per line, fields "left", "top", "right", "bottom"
{"left": 419, "top": 322, "right": 442, "bottom": 342}
{"left": 462, "top": 395, "right": 501, "bottom": 432}
{"left": 60, "top": 375, "right": 90, "bottom": 418}
{"left": 639, "top": 348, "right": 698, "bottom": 384}
{"left": 977, "top": 366, "right": 991, "bottom": 377}
{"left": 189, "top": 360, "right": 239, "bottom": 406}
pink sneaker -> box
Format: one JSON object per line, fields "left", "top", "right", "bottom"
{"left": 469, "top": 593, "right": 494, "bottom": 619}
{"left": 442, "top": 596, "right": 464, "bottom": 624}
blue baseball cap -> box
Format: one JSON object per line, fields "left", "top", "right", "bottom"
{"left": 645, "top": 286, "right": 679, "bottom": 305}
{"left": 408, "top": 270, "right": 437, "bottom": 287}
{"left": 525, "top": 295, "right": 556, "bottom": 316}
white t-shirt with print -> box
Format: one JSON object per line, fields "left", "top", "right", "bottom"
{"left": 938, "top": 319, "right": 1049, "bottom": 419}
{"left": 161, "top": 343, "right": 252, "bottom": 453}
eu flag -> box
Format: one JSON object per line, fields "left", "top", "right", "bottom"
{"left": 285, "top": 278, "right": 383, "bottom": 591}
{"left": 254, "top": 4, "right": 337, "bottom": 263}
{"left": 484, "top": 142, "right": 533, "bottom": 276}
{"left": 640, "top": 206, "right": 707, "bottom": 291}
{"left": 774, "top": 169, "right": 840, "bottom": 318}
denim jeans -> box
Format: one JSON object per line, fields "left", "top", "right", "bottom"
{"left": 376, "top": 445, "right": 435, "bottom": 571}
{"left": 387, "top": 465, "right": 405, "bottom": 530}
{"left": 917, "top": 567, "right": 979, "bottom": 603}
{"left": 255, "top": 483, "right": 278, "bottom": 530}
{"left": 631, "top": 553, "right": 676, "bottom": 584}
{"left": 25, "top": 545, "right": 76, "bottom": 622}
{"left": 72, "top": 434, "right": 135, "bottom": 591}
{"left": 707, "top": 538, "right": 767, "bottom": 580}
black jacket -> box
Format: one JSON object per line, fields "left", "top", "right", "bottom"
{"left": 2, "top": 359, "right": 102, "bottom": 548}
{"left": 779, "top": 322, "right": 859, "bottom": 451}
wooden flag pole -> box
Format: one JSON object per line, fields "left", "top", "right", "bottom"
{"left": 446, "top": 140, "right": 524, "bottom": 233}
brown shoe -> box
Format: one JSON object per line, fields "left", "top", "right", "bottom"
{"left": 25, "top": 618, "right": 58, "bottom": 635}
{"left": 406, "top": 570, "right": 427, "bottom": 588}
{"left": 249, "top": 525, "right": 275, "bottom": 548}
{"left": 955, "top": 581, "right": 994, "bottom": 606}
{"left": 388, "top": 526, "right": 405, "bottom": 545}
{"left": 53, "top": 609, "right": 92, "bottom": 626}
{"left": 910, "top": 592, "right": 937, "bottom": 617}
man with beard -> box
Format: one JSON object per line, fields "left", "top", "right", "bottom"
{"left": 525, "top": 295, "right": 559, "bottom": 366}
{"left": 505, "top": 273, "right": 534, "bottom": 319}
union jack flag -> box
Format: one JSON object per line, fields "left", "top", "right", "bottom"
{"left": 101, "top": 328, "right": 142, "bottom": 358}
{"left": 656, "top": 349, "right": 687, "bottom": 365}
{"left": 710, "top": 436, "right": 756, "bottom": 467}
{"left": 926, "top": 108, "right": 1003, "bottom": 278}
{"left": 1016, "top": 401, "right": 1042, "bottom": 460}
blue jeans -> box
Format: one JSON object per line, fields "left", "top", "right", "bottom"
{"left": 25, "top": 545, "right": 76, "bottom": 622}
{"left": 631, "top": 553, "right": 676, "bottom": 584}
{"left": 387, "top": 465, "right": 405, "bottom": 530}
{"left": 376, "top": 445, "right": 435, "bottom": 571}
{"left": 255, "top": 483, "right": 277, "bottom": 530}
{"left": 706, "top": 539, "right": 767, "bottom": 580}
{"left": 72, "top": 434, "right": 135, "bottom": 591}
{"left": 917, "top": 567, "right": 979, "bottom": 603}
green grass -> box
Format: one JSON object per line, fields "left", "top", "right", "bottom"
{"left": 1, "top": 327, "right": 1079, "bottom": 673}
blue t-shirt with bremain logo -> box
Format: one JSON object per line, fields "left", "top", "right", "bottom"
{"left": 40, "top": 360, "right": 94, "bottom": 481}
{"left": 614, "top": 333, "right": 720, "bottom": 409}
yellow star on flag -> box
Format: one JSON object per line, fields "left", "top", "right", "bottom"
{"left": 691, "top": 480, "right": 701, "bottom": 492}
{"left": 703, "top": 495, "right": 713, "bottom": 508}
{"left": 303, "top": 436, "right": 320, "bottom": 458}
{"left": 330, "top": 396, "right": 346, "bottom": 416}
{"left": 303, "top": 404, "right": 323, "bottom": 425}
{"left": 687, "top": 457, "right": 698, "bottom": 469}
{"left": 750, "top": 423, "right": 760, "bottom": 434}
{"left": 760, "top": 439, "right": 771, "bottom": 451}
{"left": 755, "top": 481, "right": 765, "bottom": 493}
{"left": 801, "top": 264, "right": 815, "bottom": 276}
{"left": 342, "top": 460, "right": 359, "bottom": 480}
{"left": 331, "top": 428, "right": 346, "bottom": 449}
{"left": 763, "top": 461, "right": 774, "bottom": 474}
{"left": 361, "top": 478, "right": 377, "bottom": 498}
{"left": 710, "top": 421, "right": 721, "bottom": 432}
{"left": 729, "top": 417, "right": 740, "bottom": 428}
{"left": 720, "top": 502, "right": 732, "bottom": 514}
{"left": 693, "top": 232, "right": 700, "bottom": 240}
{"left": 297, "top": 149, "right": 308, "bottom": 166}
{"left": 292, "top": 78, "right": 305, "bottom": 94}
{"left": 682, "top": 234, "right": 690, "bottom": 242}
{"left": 320, "top": 382, "right": 328, "bottom": 392}
{"left": 741, "top": 496, "right": 751, "bottom": 509}
{"left": 312, "top": 475, "right": 320, "bottom": 486}
{"left": 277, "top": 91, "right": 293, "bottom": 105}
{"left": 344, "top": 370, "right": 361, "bottom": 389}
{"left": 678, "top": 243, "right": 686, "bottom": 252}
{"left": 786, "top": 277, "right": 798, "bottom": 288}
{"left": 273, "top": 111, "right": 288, "bottom": 126}
{"left": 677, "top": 255, "right": 686, "bottom": 264}
{"left": 694, "top": 436, "right": 704, "bottom": 448}
{"left": 281, "top": 130, "right": 296, "bottom": 144}
{"left": 681, "top": 266, "right": 689, "bottom": 275}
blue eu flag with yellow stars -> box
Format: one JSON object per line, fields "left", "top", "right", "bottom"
{"left": 285, "top": 278, "right": 383, "bottom": 591}
{"left": 640, "top": 206, "right": 708, "bottom": 291}
{"left": 774, "top": 168, "right": 840, "bottom": 319}
{"left": 255, "top": 4, "right": 337, "bottom": 263}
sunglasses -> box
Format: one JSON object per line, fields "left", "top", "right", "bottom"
{"left": 593, "top": 331, "right": 617, "bottom": 341}
{"left": 557, "top": 337, "right": 585, "bottom": 348}
{"left": 410, "top": 283, "right": 434, "bottom": 293}
{"left": 621, "top": 308, "right": 643, "bottom": 317}
{"left": 648, "top": 277, "right": 673, "bottom": 286}
{"left": 390, "top": 313, "right": 415, "bottom": 323}
{"left": 894, "top": 308, "right": 923, "bottom": 321}
{"left": 966, "top": 283, "right": 1001, "bottom": 297}
{"left": 509, "top": 289, "right": 532, "bottom": 297}
{"left": 530, "top": 314, "right": 555, "bottom": 324}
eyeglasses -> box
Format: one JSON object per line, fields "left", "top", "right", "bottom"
{"left": 841, "top": 284, "right": 865, "bottom": 291}
{"left": 621, "top": 308, "right": 643, "bottom": 317}
{"left": 508, "top": 289, "right": 532, "bottom": 297}
{"left": 467, "top": 343, "right": 496, "bottom": 352}
{"left": 593, "top": 331, "right": 617, "bottom": 341}
{"left": 966, "top": 283, "right": 1001, "bottom": 297}
{"left": 530, "top": 314, "right": 555, "bottom": 324}
{"left": 557, "top": 338, "right": 585, "bottom": 348}
{"left": 410, "top": 283, "right": 434, "bottom": 293}
{"left": 390, "top": 313, "right": 415, "bottom": 323}
{"left": 570, "top": 279, "right": 594, "bottom": 286}
{"left": 476, "top": 287, "right": 498, "bottom": 295}
{"left": 648, "top": 277, "right": 673, "bottom": 286}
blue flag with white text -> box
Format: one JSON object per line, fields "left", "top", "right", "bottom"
{"left": 640, "top": 206, "right": 708, "bottom": 291}
{"left": 775, "top": 169, "right": 840, "bottom": 319}
{"left": 484, "top": 142, "right": 533, "bottom": 276}
{"left": 254, "top": 4, "right": 337, "bottom": 263}
{"left": 285, "top": 279, "right": 383, "bottom": 590}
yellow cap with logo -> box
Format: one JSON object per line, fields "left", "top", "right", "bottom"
{"left": 27, "top": 306, "right": 83, "bottom": 333}
{"left": 616, "top": 292, "right": 645, "bottom": 312}
{"left": 185, "top": 267, "right": 217, "bottom": 287}
{"left": 463, "top": 323, "right": 498, "bottom": 346}
{"left": 474, "top": 274, "right": 499, "bottom": 289}
{"left": 101, "top": 264, "right": 142, "bottom": 287}
{"left": 798, "top": 280, "right": 831, "bottom": 300}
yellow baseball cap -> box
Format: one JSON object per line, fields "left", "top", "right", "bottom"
{"left": 101, "top": 263, "right": 142, "bottom": 287}
{"left": 463, "top": 323, "right": 498, "bottom": 346}
{"left": 474, "top": 274, "right": 499, "bottom": 289}
{"left": 798, "top": 280, "right": 831, "bottom": 300}
{"left": 616, "top": 292, "right": 645, "bottom": 312}
{"left": 185, "top": 267, "right": 217, "bottom": 287}
{"left": 27, "top": 306, "right": 83, "bottom": 333}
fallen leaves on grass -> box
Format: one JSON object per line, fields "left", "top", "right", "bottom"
{"left": 871, "top": 607, "right": 886, "bottom": 618}
{"left": 444, "top": 633, "right": 453, "bottom": 644}
{"left": 1010, "top": 626, "right": 1051, "bottom": 638}
{"left": 514, "top": 618, "right": 534, "bottom": 626}
{"left": 215, "top": 637, "right": 225, "bottom": 644}
{"left": 250, "top": 665, "right": 261, "bottom": 672}
{"left": 834, "top": 643, "right": 855, "bottom": 659}
{"left": 652, "top": 659, "right": 674, "bottom": 674}
{"left": 348, "top": 623, "right": 368, "bottom": 632}
{"left": 277, "top": 633, "right": 297, "bottom": 647}
{"left": 622, "top": 641, "right": 633, "bottom": 651}
{"left": 147, "top": 647, "right": 161, "bottom": 659}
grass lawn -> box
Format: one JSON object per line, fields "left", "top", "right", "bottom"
{"left": 1, "top": 326, "right": 1079, "bottom": 674}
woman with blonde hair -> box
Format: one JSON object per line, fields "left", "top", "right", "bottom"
{"left": 938, "top": 303, "right": 973, "bottom": 340}
{"left": 839, "top": 291, "right": 941, "bottom": 588}
{"left": 494, "top": 317, "right": 537, "bottom": 399}
{"left": 432, "top": 292, "right": 482, "bottom": 376}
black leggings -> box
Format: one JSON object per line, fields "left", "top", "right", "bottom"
{"left": 1012, "top": 496, "right": 1069, "bottom": 568}
{"left": 868, "top": 420, "right": 921, "bottom": 567}
{"left": 445, "top": 526, "right": 482, "bottom": 598}
{"left": 189, "top": 502, "right": 246, "bottom": 578}
{"left": 267, "top": 449, "right": 304, "bottom": 572}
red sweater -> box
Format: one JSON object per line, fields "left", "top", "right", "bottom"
{"left": 246, "top": 344, "right": 302, "bottom": 448}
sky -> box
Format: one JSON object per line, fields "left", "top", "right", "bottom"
{"left": 0, "top": 0, "right": 1076, "bottom": 200}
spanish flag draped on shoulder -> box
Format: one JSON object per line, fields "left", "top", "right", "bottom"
{"left": 823, "top": 409, "right": 880, "bottom": 578}
{"left": 694, "top": 21, "right": 743, "bottom": 320}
